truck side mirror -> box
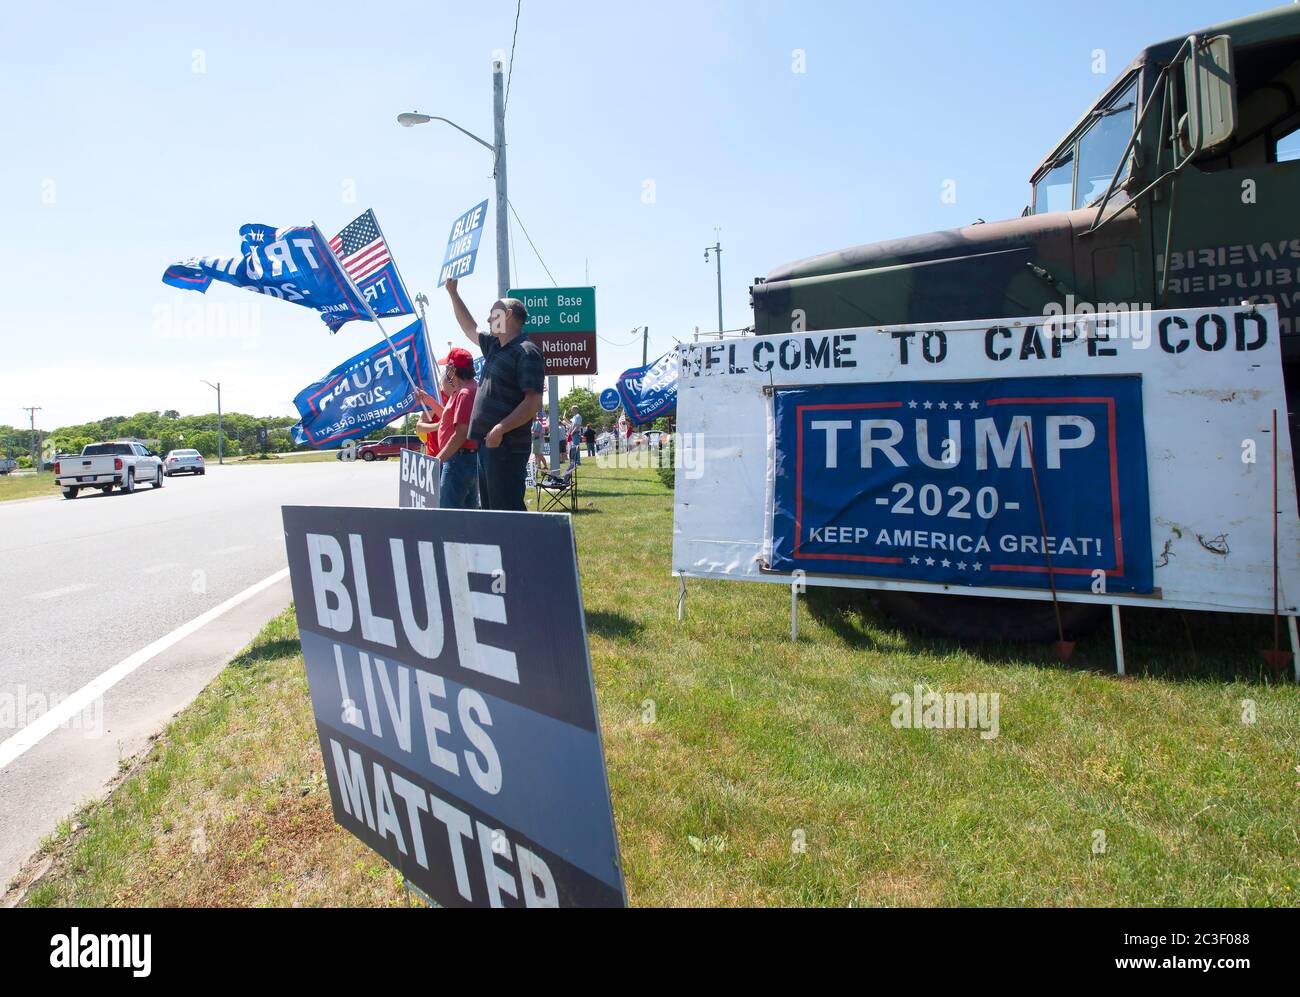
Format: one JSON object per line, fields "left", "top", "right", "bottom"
{"left": 1182, "top": 34, "right": 1236, "bottom": 154}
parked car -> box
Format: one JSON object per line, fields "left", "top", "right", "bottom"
{"left": 0, "top": 458, "right": 16, "bottom": 475}
{"left": 163, "top": 448, "right": 206, "bottom": 476}
{"left": 54, "top": 441, "right": 164, "bottom": 499}
{"left": 348, "top": 435, "right": 424, "bottom": 462}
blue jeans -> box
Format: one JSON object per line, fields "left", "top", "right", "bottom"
{"left": 477, "top": 442, "right": 530, "bottom": 511}
{"left": 438, "top": 449, "right": 479, "bottom": 509}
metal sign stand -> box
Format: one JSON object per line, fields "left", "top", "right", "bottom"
{"left": 790, "top": 581, "right": 799, "bottom": 642}
{"left": 1111, "top": 605, "right": 1126, "bottom": 676}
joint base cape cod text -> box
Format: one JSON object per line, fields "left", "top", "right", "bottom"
{"left": 673, "top": 306, "right": 1300, "bottom": 615}
{"left": 282, "top": 506, "right": 624, "bottom": 908}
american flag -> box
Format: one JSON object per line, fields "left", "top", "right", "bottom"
{"left": 329, "top": 209, "right": 392, "bottom": 283}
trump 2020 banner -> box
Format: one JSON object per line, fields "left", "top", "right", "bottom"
{"left": 163, "top": 223, "right": 368, "bottom": 328}
{"left": 291, "top": 319, "right": 435, "bottom": 449}
{"left": 616, "top": 350, "right": 678, "bottom": 425}
{"left": 770, "top": 375, "right": 1154, "bottom": 593}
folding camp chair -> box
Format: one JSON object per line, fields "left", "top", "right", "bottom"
{"left": 536, "top": 461, "right": 578, "bottom": 513}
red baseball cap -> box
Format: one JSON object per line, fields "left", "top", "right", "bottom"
{"left": 440, "top": 347, "right": 475, "bottom": 374}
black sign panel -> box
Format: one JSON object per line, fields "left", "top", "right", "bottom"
{"left": 398, "top": 449, "right": 440, "bottom": 508}
{"left": 282, "top": 506, "right": 625, "bottom": 907}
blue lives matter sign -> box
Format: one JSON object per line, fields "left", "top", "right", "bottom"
{"left": 282, "top": 506, "right": 625, "bottom": 907}
{"left": 438, "top": 200, "right": 488, "bottom": 287}
{"left": 770, "top": 375, "right": 1154, "bottom": 593}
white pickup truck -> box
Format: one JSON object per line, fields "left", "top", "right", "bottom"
{"left": 54, "top": 442, "right": 165, "bottom": 499}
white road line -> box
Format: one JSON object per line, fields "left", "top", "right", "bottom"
{"left": 0, "top": 567, "right": 291, "bottom": 772}
{"left": 30, "top": 583, "right": 94, "bottom": 601}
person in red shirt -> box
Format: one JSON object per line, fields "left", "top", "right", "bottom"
{"left": 414, "top": 347, "right": 479, "bottom": 509}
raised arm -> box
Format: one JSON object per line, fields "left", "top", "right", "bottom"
{"left": 444, "top": 278, "right": 480, "bottom": 347}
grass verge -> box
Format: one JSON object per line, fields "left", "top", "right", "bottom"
{"left": 17, "top": 463, "right": 1300, "bottom": 907}
{"left": 0, "top": 472, "right": 57, "bottom": 502}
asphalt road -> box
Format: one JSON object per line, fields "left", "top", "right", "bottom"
{"left": 0, "top": 459, "right": 398, "bottom": 888}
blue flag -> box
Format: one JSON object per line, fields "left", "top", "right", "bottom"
{"left": 163, "top": 223, "right": 368, "bottom": 328}
{"left": 290, "top": 319, "right": 436, "bottom": 449}
{"left": 616, "top": 351, "right": 678, "bottom": 424}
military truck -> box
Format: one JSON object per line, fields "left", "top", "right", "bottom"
{"left": 751, "top": 5, "right": 1300, "bottom": 639}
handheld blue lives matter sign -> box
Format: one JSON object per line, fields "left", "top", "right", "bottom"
{"left": 291, "top": 319, "right": 435, "bottom": 449}
{"left": 615, "top": 351, "right": 678, "bottom": 424}
{"left": 282, "top": 506, "right": 626, "bottom": 907}
{"left": 770, "top": 375, "right": 1153, "bottom": 593}
{"left": 438, "top": 200, "right": 489, "bottom": 287}
{"left": 162, "top": 223, "right": 367, "bottom": 327}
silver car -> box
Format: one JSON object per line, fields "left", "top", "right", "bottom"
{"left": 163, "top": 449, "right": 206, "bottom": 476}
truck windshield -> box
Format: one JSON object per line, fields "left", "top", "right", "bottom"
{"left": 1032, "top": 76, "right": 1137, "bottom": 214}
{"left": 1074, "top": 82, "right": 1137, "bottom": 208}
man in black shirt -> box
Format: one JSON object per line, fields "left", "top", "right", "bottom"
{"left": 445, "top": 278, "right": 544, "bottom": 511}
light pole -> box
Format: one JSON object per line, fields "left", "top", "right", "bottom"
{"left": 21, "top": 406, "right": 41, "bottom": 471}
{"left": 399, "top": 62, "right": 566, "bottom": 466}
{"left": 201, "top": 380, "right": 222, "bottom": 464}
{"left": 704, "top": 233, "right": 723, "bottom": 333}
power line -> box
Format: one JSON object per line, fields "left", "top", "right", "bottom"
{"left": 507, "top": 198, "right": 557, "bottom": 286}
{"left": 507, "top": 204, "right": 520, "bottom": 288}
{"left": 504, "top": 0, "right": 521, "bottom": 117}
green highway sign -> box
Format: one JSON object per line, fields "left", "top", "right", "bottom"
{"left": 509, "top": 286, "right": 598, "bottom": 375}
{"left": 509, "top": 286, "right": 596, "bottom": 332}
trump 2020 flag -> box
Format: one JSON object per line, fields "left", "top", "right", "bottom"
{"left": 616, "top": 350, "right": 678, "bottom": 424}
{"left": 162, "top": 223, "right": 368, "bottom": 328}
{"left": 290, "top": 318, "right": 436, "bottom": 449}
{"left": 323, "top": 210, "right": 414, "bottom": 333}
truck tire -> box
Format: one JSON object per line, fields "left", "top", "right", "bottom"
{"left": 872, "top": 590, "right": 1107, "bottom": 643}
{"left": 152, "top": 467, "right": 164, "bottom": 488}
{"left": 62, "top": 487, "right": 78, "bottom": 500}
{"left": 121, "top": 469, "right": 134, "bottom": 494}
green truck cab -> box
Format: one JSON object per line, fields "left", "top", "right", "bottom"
{"left": 751, "top": 6, "right": 1300, "bottom": 639}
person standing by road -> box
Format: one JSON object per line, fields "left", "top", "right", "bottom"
{"left": 445, "top": 278, "right": 543, "bottom": 511}
{"left": 584, "top": 424, "right": 596, "bottom": 458}
{"left": 414, "top": 347, "right": 479, "bottom": 510}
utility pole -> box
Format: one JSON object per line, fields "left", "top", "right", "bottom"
{"left": 201, "top": 380, "right": 223, "bottom": 464}
{"left": 22, "top": 406, "right": 41, "bottom": 471}
{"left": 704, "top": 230, "right": 723, "bottom": 333}
{"left": 642, "top": 326, "right": 649, "bottom": 366}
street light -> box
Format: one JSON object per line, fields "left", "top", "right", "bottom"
{"left": 399, "top": 61, "right": 565, "bottom": 466}
{"left": 704, "top": 231, "right": 723, "bottom": 333}
{"left": 201, "top": 379, "right": 223, "bottom": 464}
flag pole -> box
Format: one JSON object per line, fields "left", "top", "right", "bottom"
{"left": 370, "top": 211, "right": 443, "bottom": 393}
{"left": 313, "top": 222, "right": 433, "bottom": 421}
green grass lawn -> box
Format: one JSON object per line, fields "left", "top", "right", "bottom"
{"left": 0, "top": 472, "right": 57, "bottom": 502}
{"left": 16, "top": 463, "right": 1299, "bottom": 907}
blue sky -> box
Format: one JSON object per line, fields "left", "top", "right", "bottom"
{"left": 0, "top": 0, "right": 1277, "bottom": 429}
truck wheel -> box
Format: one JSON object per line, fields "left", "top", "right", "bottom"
{"left": 362, "top": 451, "right": 375, "bottom": 461}
{"left": 121, "top": 470, "right": 135, "bottom": 494}
{"left": 62, "top": 487, "right": 78, "bottom": 500}
{"left": 871, "top": 590, "right": 1107, "bottom": 643}
{"left": 153, "top": 467, "right": 164, "bottom": 488}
